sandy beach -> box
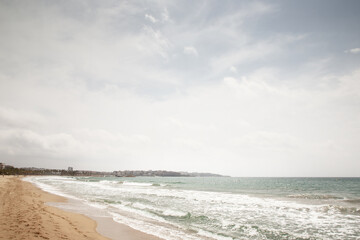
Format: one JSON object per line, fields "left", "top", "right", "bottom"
{"left": 0, "top": 176, "right": 163, "bottom": 240}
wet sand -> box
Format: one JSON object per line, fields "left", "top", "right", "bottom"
{"left": 0, "top": 176, "right": 163, "bottom": 240}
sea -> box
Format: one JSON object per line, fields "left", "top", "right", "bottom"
{"left": 25, "top": 176, "right": 360, "bottom": 240}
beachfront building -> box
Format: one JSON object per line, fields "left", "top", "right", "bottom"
{"left": 68, "top": 167, "right": 73, "bottom": 172}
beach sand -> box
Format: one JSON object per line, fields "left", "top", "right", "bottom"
{"left": 0, "top": 176, "right": 163, "bottom": 240}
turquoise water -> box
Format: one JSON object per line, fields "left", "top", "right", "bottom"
{"left": 27, "top": 176, "right": 360, "bottom": 240}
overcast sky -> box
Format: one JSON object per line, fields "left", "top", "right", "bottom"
{"left": 1, "top": 0, "right": 360, "bottom": 176}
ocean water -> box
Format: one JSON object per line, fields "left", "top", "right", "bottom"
{"left": 25, "top": 176, "right": 360, "bottom": 240}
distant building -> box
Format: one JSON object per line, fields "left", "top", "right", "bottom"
{"left": 0, "top": 163, "right": 4, "bottom": 170}
{"left": 68, "top": 167, "right": 73, "bottom": 172}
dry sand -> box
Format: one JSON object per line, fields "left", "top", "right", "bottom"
{"left": 0, "top": 176, "right": 163, "bottom": 240}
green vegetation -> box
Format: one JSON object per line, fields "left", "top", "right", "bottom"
{"left": 0, "top": 166, "right": 74, "bottom": 176}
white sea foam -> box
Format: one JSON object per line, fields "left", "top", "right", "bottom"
{"left": 26, "top": 176, "right": 360, "bottom": 240}
{"left": 122, "top": 181, "right": 153, "bottom": 186}
{"left": 162, "top": 209, "right": 188, "bottom": 217}
{"left": 23, "top": 176, "right": 81, "bottom": 200}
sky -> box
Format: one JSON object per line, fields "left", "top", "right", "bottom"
{"left": 0, "top": 0, "right": 360, "bottom": 177}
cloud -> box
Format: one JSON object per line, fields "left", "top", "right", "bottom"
{"left": 210, "top": 34, "right": 305, "bottom": 74}
{"left": 0, "top": 129, "right": 78, "bottom": 156}
{"left": 344, "top": 48, "right": 360, "bottom": 54}
{"left": 1, "top": 64, "right": 360, "bottom": 175}
{"left": 172, "top": 138, "right": 204, "bottom": 151}
{"left": 183, "top": 46, "right": 198, "bottom": 56}
{"left": 0, "top": 127, "right": 153, "bottom": 168}
{"left": 141, "top": 26, "right": 171, "bottom": 59}
{"left": 161, "top": 8, "right": 170, "bottom": 22}
{"left": 0, "top": 107, "right": 45, "bottom": 128}
{"left": 230, "top": 66, "right": 237, "bottom": 73}
{"left": 145, "top": 14, "right": 158, "bottom": 23}
{"left": 230, "top": 131, "right": 300, "bottom": 151}
{"left": 1, "top": 0, "right": 360, "bottom": 176}
{"left": 336, "top": 69, "right": 360, "bottom": 97}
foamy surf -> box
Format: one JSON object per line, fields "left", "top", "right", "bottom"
{"left": 25, "top": 176, "right": 360, "bottom": 240}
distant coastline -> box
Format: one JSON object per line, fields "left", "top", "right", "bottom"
{"left": 113, "top": 170, "right": 226, "bottom": 177}
{"left": 0, "top": 164, "right": 226, "bottom": 177}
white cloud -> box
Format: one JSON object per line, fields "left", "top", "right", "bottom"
{"left": 161, "top": 8, "right": 170, "bottom": 22}
{"left": 230, "top": 131, "right": 300, "bottom": 151}
{"left": 0, "top": 107, "right": 45, "bottom": 128}
{"left": 230, "top": 66, "right": 237, "bottom": 73}
{"left": 0, "top": 129, "right": 78, "bottom": 156}
{"left": 141, "top": 26, "right": 171, "bottom": 59}
{"left": 345, "top": 48, "right": 360, "bottom": 54}
{"left": 172, "top": 138, "right": 204, "bottom": 151}
{"left": 1, "top": 1, "right": 360, "bottom": 176}
{"left": 213, "top": 2, "right": 275, "bottom": 28}
{"left": 183, "top": 46, "right": 198, "bottom": 56}
{"left": 145, "top": 14, "right": 158, "bottom": 23}
{"left": 223, "top": 77, "right": 238, "bottom": 87}
{"left": 210, "top": 34, "right": 305, "bottom": 74}
{"left": 336, "top": 69, "right": 360, "bottom": 97}
{"left": 0, "top": 127, "right": 153, "bottom": 168}
{"left": 1, "top": 64, "right": 360, "bottom": 175}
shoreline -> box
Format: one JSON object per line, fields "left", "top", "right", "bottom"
{"left": 0, "top": 176, "right": 163, "bottom": 240}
